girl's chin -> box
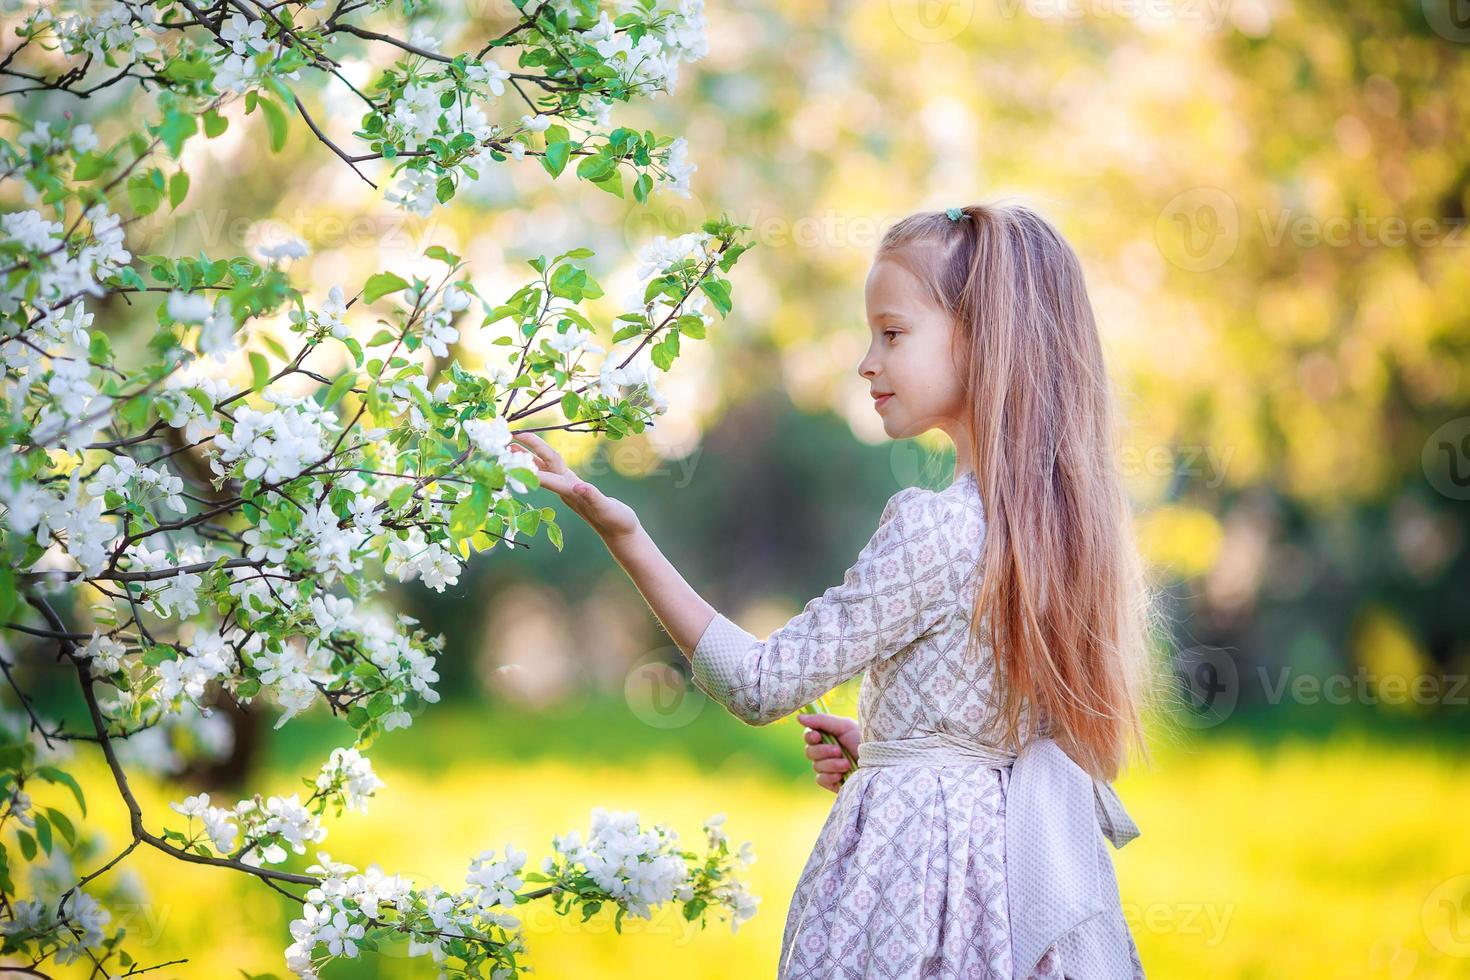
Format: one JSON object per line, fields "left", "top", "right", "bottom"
{"left": 880, "top": 416, "right": 913, "bottom": 438}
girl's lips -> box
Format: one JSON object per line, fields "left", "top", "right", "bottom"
{"left": 874, "top": 394, "right": 893, "bottom": 409}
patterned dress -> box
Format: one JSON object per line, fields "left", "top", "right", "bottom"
{"left": 688, "top": 471, "right": 1145, "bottom": 979}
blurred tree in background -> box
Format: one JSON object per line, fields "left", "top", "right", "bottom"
{"left": 389, "top": 0, "right": 1470, "bottom": 731}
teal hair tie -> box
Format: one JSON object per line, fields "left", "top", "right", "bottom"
{"left": 945, "top": 207, "right": 964, "bottom": 221}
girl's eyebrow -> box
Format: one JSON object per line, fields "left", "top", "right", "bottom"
{"left": 872, "top": 311, "right": 907, "bottom": 323}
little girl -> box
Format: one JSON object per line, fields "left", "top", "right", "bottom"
{"left": 511, "top": 201, "right": 1157, "bottom": 979}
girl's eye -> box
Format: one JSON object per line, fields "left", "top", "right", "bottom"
{"left": 883, "top": 329, "right": 899, "bottom": 343}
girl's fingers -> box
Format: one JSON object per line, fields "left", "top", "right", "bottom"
{"left": 799, "top": 715, "right": 857, "bottom": 793}
{"left": 797, "top": 713, "right": 846, "bottom": 734}
{"left": 511, "top": 432, "right": 571, "bottom": 476}
{"left": 812, "top": 757, "right": 851, "bottom": 774}
{"left": 529, "top": 467, "right": 578, "bottom": 497}
{"left": 510, "top": 432, "right": 596, "bottom": 505}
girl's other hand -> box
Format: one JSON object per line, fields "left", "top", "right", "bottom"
{"left": 511, "top": 431, "right": 640, "bottom": 542}
{"left": 796, "top": 713, "right": 860, "bottom": 794}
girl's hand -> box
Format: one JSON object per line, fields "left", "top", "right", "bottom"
{"left": 796, "top": 712, "right": 860, "bottom": 794}
{"left": 510, "top": 431, "right": 640, "bottom": 542}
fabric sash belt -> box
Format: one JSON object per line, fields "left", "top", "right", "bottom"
{"left": 856, "top": 730, "right": 1140, "bottom": 980}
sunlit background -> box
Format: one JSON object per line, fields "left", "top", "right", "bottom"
{"left": 8, "top": 0, "right": 1470, "bottom": 975}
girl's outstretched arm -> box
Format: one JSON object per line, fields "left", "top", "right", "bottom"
{"left": 510, "top": 430, "right": 970, "bottom": 726}
{"left": 510, "top": 431, "right": 718, "bottom": 657}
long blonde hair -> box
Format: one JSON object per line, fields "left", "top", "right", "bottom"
{"left": 878, "top": 201, "right": 1161, "bottom": 782}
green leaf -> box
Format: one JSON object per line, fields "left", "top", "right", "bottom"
{"left": 542, "top": 140, "right": 571, "bottom": 178}
{"left": 590, "top": 172, "right": 624, "bottom": 198}
{"left": 363, "top": 272, "right": 409, "bottom": 304}
{"left": 44, "top": 808, "right": 75, "bottom": 848}
{"left": 249, "top": 351, "right": 270, "bottom": 391}
{"left": 141, "top": 644, "right": 180, "bottom": 666}
{"left": 126, "top": 172, "right": 162, "bottom": 216}
{"left": 548, "top": 264, "right": 587, "bottom": 301}
{"left": 32, "top": 815, "right": 51, "bottom": 856}
{"left": 650, "top": 334, "right": 676, "bottom": 371}
{"left": 576, "top": 152, "right": 616, "bottom": 181}
{"left": 677, "top": 314, "right": 706, "bottom": 340}
{"left": 449, "top": 483, "right": 491, "bottom": 541}
{"left": 388, "top": 484, "right": 414, "bottom": 511}
{"left": 169, "top": 171, "right": 190, "bottom": 209}
{"left": 643, "top": 275, "right": 680, "bottom": 306}
{"left": 203, "top": 108, "right": 229, "bottom": 138}
{"left": 157, "top": 107, "right": 196, "bottom": 158}
{"left": 72, "top": 152, "right": 107, "bottom": 181}
{"left": 35, "top": 766, "right": 85, "bottom": 816}
{"left": 514, "top": 501, "right": 542, "bottom": 534}
{"left": 699, "top": 279, "right": 732, "bottom": 317}
{"left": 323, "top": 371, "right": 356, "bottom": 408}
{"left": 633, "top": 172, "right": 653, "bottom": 203}
{"left": 120, "top": 394, "right": 151, "bottom": 429}
{"left": 425, "top": 245, "right": 460, "bottom": 265}
{"left": 0, "top": 568, "right": 14, "bottom": 625}
{"left": 259, "top": 96, "right": 288, "bottom": 152}
{"left": 16, "top": 830, "right": 35, "bottom": 861}
{"left": 718, "top": 242, "right": 749, "bottom": 273}
{"left": 607, "top": 127, "right": 639, "bottom": 152}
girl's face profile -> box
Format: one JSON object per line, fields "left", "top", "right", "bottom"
{"left": 859, "top": 252, "right": 967, "bottom": 442}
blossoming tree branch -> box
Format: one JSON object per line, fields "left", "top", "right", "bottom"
{"left": 0, "top": 0, "right": 759, "bottom": 975}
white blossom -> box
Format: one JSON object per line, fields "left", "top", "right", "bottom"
{"left": 79, "top": 631, "right": 127, "bottom": 674}
{"left": 467, "top": 59, "right": 511, "bottom": 98}
{"left": 315, "top": 747, "right": 384, "bottom": 813}
{"left": 546, "top": 324, "right": 604, "bottom": 357}
{"left": 466, "top": 844, "right": 526, "bottom": 911}
{"left": 167, "top": 290, "right": 213, "bottom": 323}
{"left": 220, "top": 12, "right": 267, "bottom": 55}
{"left": 260, "top": 235, "right": 311, "bottom": 261}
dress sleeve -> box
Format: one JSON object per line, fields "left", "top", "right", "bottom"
{"left": 687, "top": 486, "right": 970, "bottom": 725}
